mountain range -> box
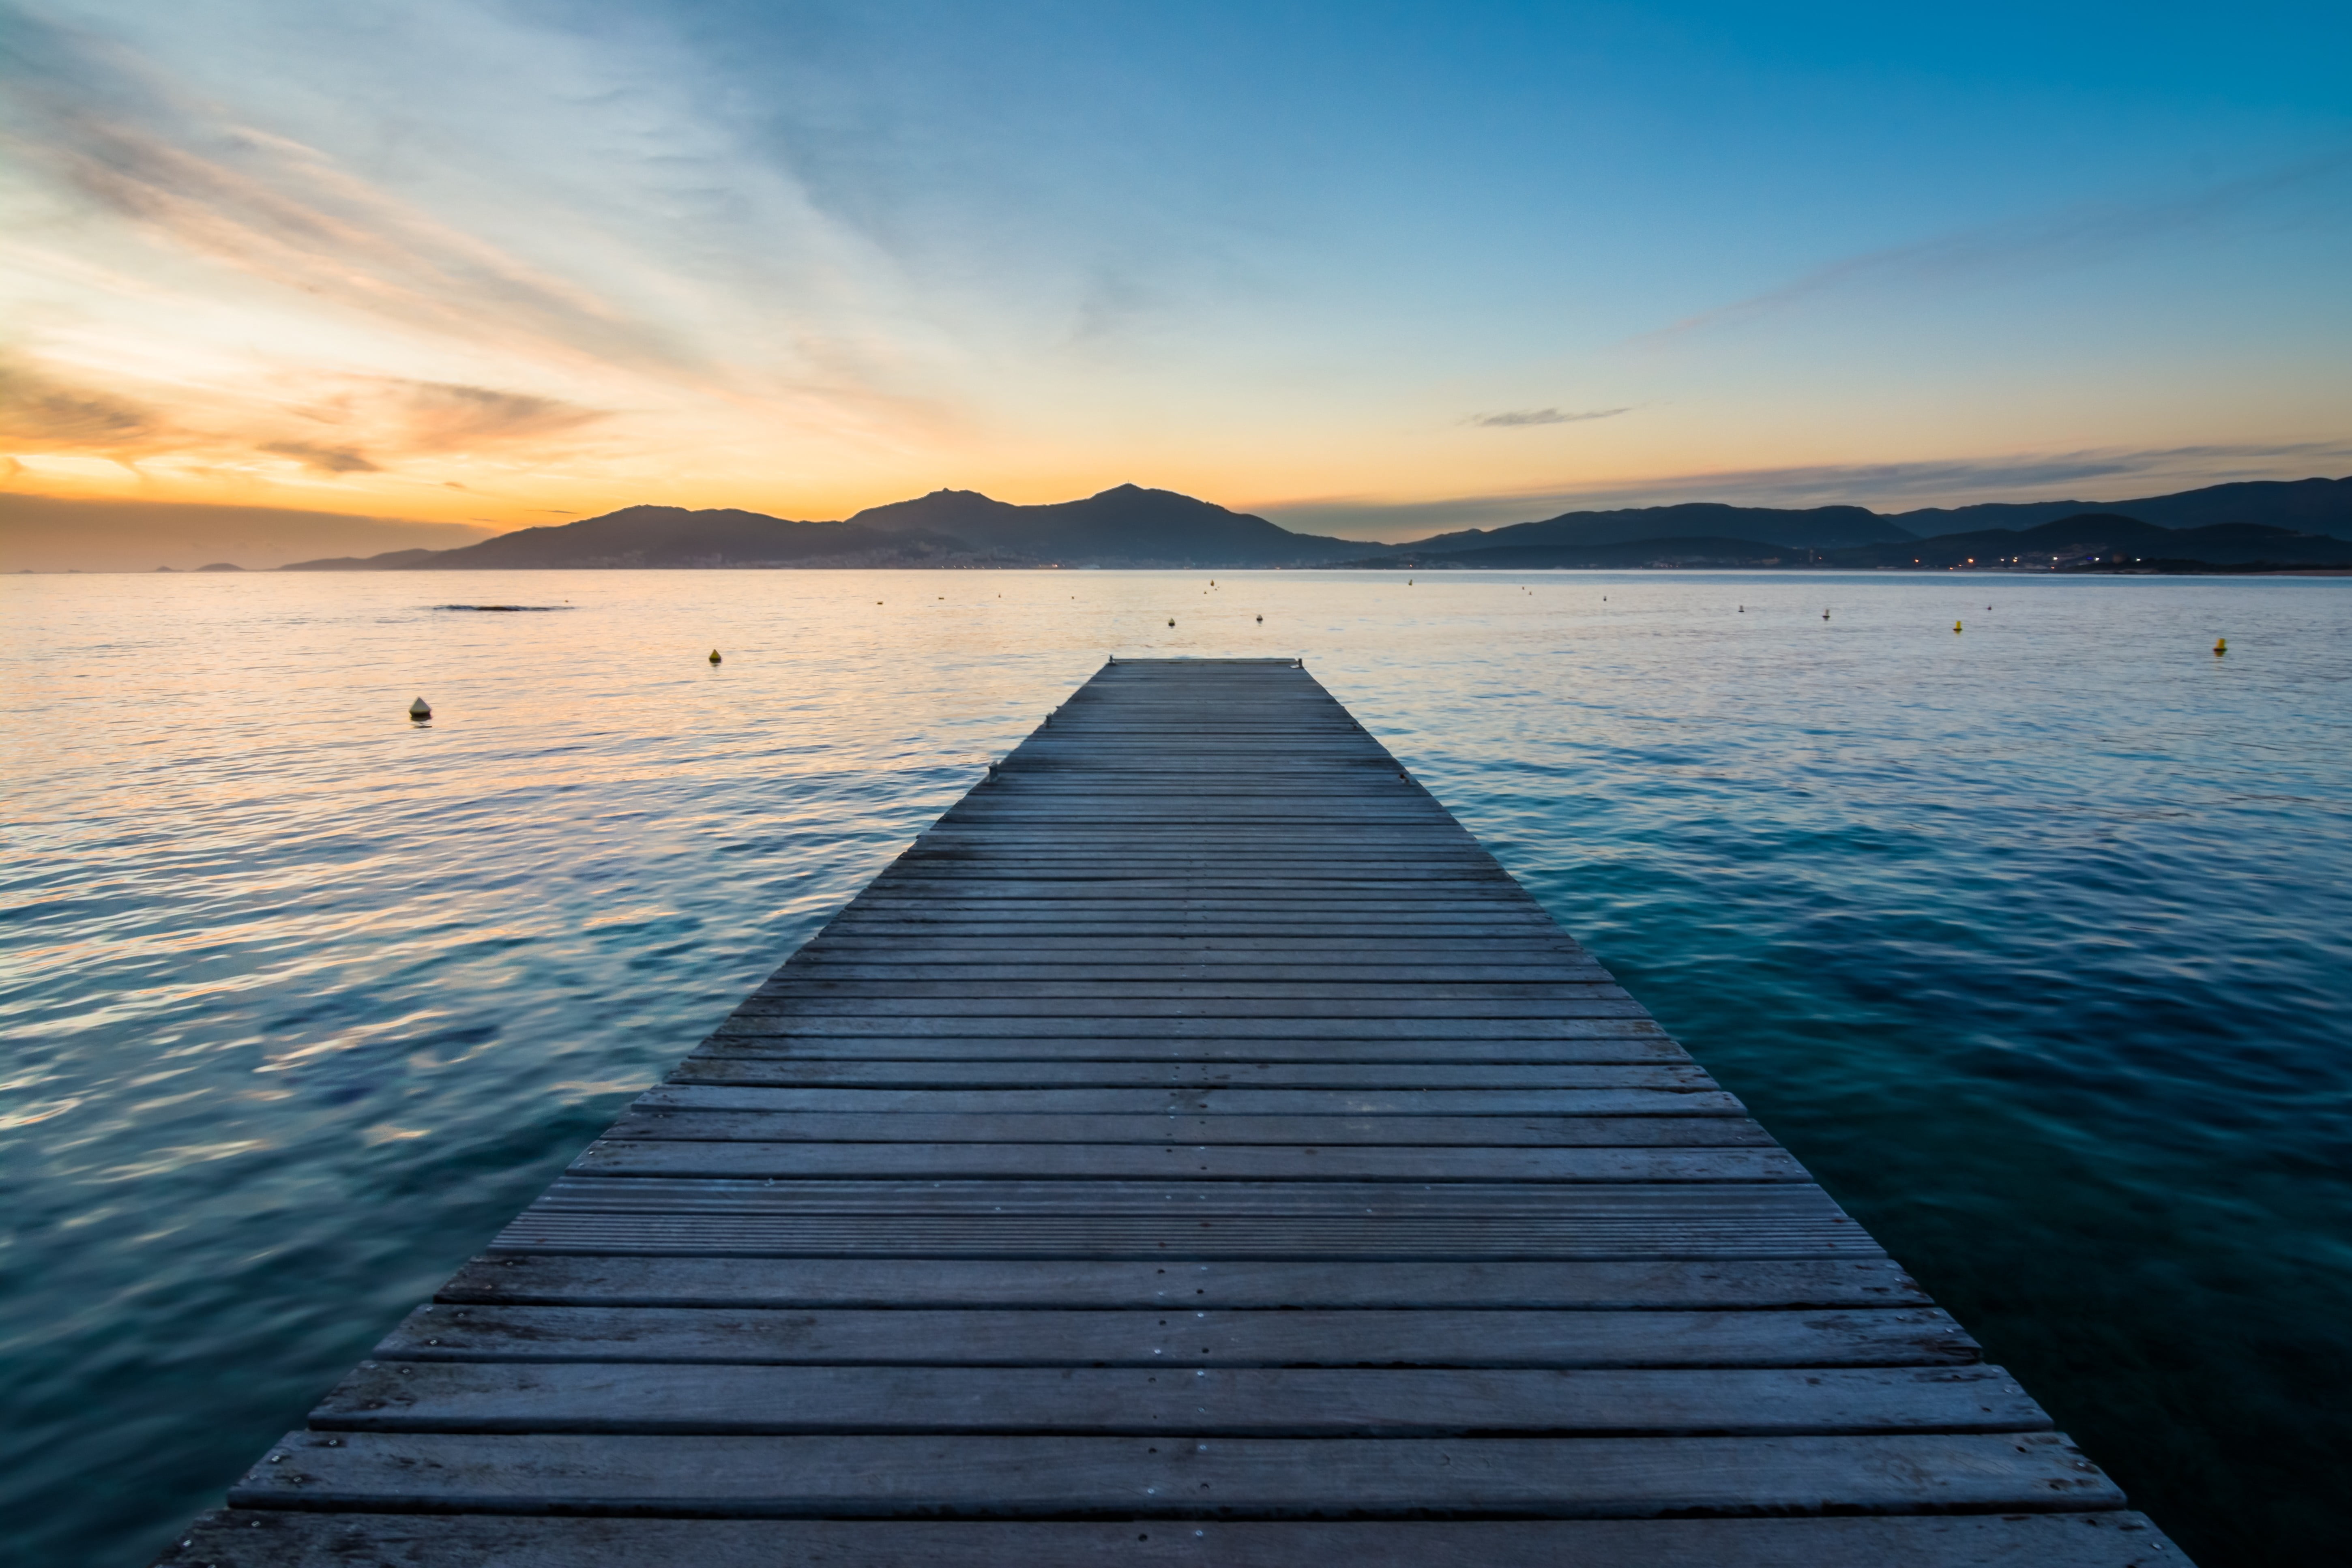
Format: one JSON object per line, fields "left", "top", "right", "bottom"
{"left": 278, "top": 475, "right": 2352, "bottom": 571}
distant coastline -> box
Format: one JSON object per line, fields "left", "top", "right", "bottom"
{"left": 274, "top": 477, "right": 2352, "bottom": 575}
{"left": 8, "top": 475, "right": 2351, "bottom": 575}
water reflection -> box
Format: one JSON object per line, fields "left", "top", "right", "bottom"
{"left": 2, "top": 568, "right": 2347, "bottom": 1566}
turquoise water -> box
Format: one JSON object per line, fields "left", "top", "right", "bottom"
{"left": 3, "top": 569, "right": 2347, "bottom": 1566}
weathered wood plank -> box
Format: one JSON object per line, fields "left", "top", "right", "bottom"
{"left": 569, "top": 1141, "right": 1801, "bottom": 1182}
{"left": 511, "top": 1177, "right": 1851, "bottom": 1218}
{"left": 371, "top": 1304, "right": 1972, "bottom": 1368}
{"left": 709, "top": 1016, "right": 1667, "bottom": 1040}
{"left": 311, "top": 1363, "right": 2035, "bottom": 1437}
{"left": 727, "top": 1000, "right": 1661, "bottom": 1021}
{"left": 224, "top": 1430, "right": 2125, "bottom": 1516}
{"left": 688, "top": 1036, "right": 1693, "bottom": 1063}
{"left": 635, "top": 1085, "right": 1741, "bottom": 1115}
{"left": 151, "top": 1510, "right": 2193, "bottom": 1568}
{"left": 805, "top": 931, "right": 1585, "bottom": 948}
{"left": 491, "top": 1178, "right": 1878, "bottom": 1259}
{"left": 433, "top": 1256, "right": 1934, "bottom": 1310}
{"left": 768, "top": 963, "right": 1616, "bottom": 981}
{"left": 791, "top": 935, "right": 1594, "bottom": 954}
{"left": 665, "top": 1061, "right": 1711, "bottom": 1089}
{"left": 601, "top": 1111, "right": 1773, "bottom": 1145}
{"left": 741, "top": 982, "right": 1635, "bottom": 1002}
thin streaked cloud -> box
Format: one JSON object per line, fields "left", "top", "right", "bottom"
{"left": 1468, "top": 407, "right": 1629, "bottom": 428}
{"left": 1631, "top": 156, "right": 2352, "bottom": 346}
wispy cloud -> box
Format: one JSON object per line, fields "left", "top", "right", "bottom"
{"left": 395, "top": 383, "right": 605, "bottom": 450}
{"left": 0, "top": 19, "right": 696, "bottom": 379}
{"left": 257, "top": 440, "right": 377, "bottom": 474}
{"left": 0, "top": 354, "right": 169, "bottom": 455}
{"left": 1633, "top": 156, "right": 2352, "bottom": 345}
{"left": 1468, "top": 407, "right": 1629, "bottom": 428}
{"left": 0, "top": 343, "right": 608, "bottom": 477}
{"left": 1255, "top": 440, "right": 2352, "bottom": 541}
{"left": 275, "top": 379, "right": 609, "bottom": 468}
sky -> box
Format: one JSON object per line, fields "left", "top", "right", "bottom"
{"left": 3, "top": 0, "right": 2349, "bottom": 545}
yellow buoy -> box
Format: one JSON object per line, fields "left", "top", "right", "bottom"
{"left": 1953, "top": 620, "right": 1963, "bottom": 633}
{"left": 2214, "top": 637, "right": 2227, "bottom": 656}
{"left": 708, "top": 649, "right": 722, "bottom": 664}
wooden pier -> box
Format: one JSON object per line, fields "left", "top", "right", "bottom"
{"left": 162, "top": 659, "right": 2182, "bottom": 1566}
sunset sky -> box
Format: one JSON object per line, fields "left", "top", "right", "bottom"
{"left": 4, "top": 0, "right": 2349, "bottom": 543}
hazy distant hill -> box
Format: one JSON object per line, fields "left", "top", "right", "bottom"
{"left": 1890, "top": 476, "right": 2352, "bottom": 541}
{"left": 0, "top": 493, "right": 491, "bottom": 573}
{"left": 279, "top": 547, "right": 449, "bottom": 571}
{"left": 402, "top": 506, "right": 985, "bottom": 569}
{"left": 846, "top": 484, "right": 1374, "bottom": 566}
{"left": 1391, "top": 502, "right": 1915, "bottom": 556}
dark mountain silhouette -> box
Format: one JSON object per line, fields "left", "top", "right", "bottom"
{"left": 267, "top": 475, "right": 2352, "bottom": 571}
{"left": 1373, "top": 476, "right": 2352, "bottom": 554}
{"left": 1890, "top": 476, "right": 2352, "bottom": 540}
{"left": 281, "top": 486, "right": 1378, "bottom": 570}
{"left": 1344, "top": 512, "right": 2352, "bottom": 572}
{"left": 1338, "top": 536, "right": 1801, "bottom": 570}
{"left": 846, "top": 484, "right": 1372, "bottom": 566}
{"left": 1391, "top": 502, "right": 1913, "bottom": 555}
{"left": 1827, "top": 513, "right": 2352, "bottom": 569}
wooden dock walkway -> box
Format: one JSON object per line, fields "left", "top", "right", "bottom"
{"left": 161, "top": 659, "right": 2182, "bottom": 1566}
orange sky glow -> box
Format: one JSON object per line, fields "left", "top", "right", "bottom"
{"left": 4, "top": 2, "right": 2348, "bottom": 553}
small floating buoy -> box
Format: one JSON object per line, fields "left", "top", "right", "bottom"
{"left": 408, "top": 697, "right": 431, "bottom": 721}
{"left": 2214, "top": 637, "right": 2227, "bottom": 656}
{"left": 1953, "top": 621, "right": 1963, "bottom": 634}
{"left": 1738, "top": 605, "right": 1744, "bottom": 613}
{"left": 1822, "top": 609, "right": 1830, "bottom": 620}
{"left": 1167, "top": 618, "right": 1175, "bottom": 627}
{"left": 1255, "top": 614, "right": 1262, "bottom": 623}
{"left": 708, "top": 648, "right": 722, "bottom": 664}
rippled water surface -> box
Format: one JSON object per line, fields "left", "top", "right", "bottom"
{"left": 4, "top": 569, "right": 2348, "bottom": 1566}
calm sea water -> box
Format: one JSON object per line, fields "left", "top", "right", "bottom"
{"left": 3, "top": 569, "right": 2347, "bottom": 1566}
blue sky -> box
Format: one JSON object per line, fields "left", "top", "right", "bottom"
{"left": 2, "top": 0, "right": 2347, "bottom": 537}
